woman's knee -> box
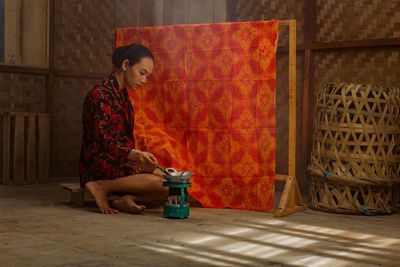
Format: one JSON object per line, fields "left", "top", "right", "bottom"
{"left": 140, "top": 173, "right": 168, "bottom": 192}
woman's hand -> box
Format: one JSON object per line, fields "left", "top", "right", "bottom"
{"left": 128, "top": 149, "right": 158, "bottom": 170}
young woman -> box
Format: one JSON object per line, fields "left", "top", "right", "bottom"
{"left": 79, "top": 44, "right": 168, "bottom": 214}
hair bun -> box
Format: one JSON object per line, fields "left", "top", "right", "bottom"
{"left": 112, "top": 43, "right": 154, "bottom": 68}
{"left": 112, "top": 46, "right": 129, "bottom": 68}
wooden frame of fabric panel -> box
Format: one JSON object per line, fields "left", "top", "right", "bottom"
{"left": 274, "top": 19, "right": 307, "bottom": 217}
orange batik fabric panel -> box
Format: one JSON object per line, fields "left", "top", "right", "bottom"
{"left": 116, "top": 20, "right": 278, "bottom": 211}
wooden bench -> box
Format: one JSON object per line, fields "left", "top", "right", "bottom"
{"left": 62, "top": 183, "right": 86, "bottom": 206}
{"left": 62, "top": 183, "right": 119, "bottom": 206}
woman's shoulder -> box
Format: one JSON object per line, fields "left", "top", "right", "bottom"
{"left": 85, "top": 75, "right": 115, "bottom": 100}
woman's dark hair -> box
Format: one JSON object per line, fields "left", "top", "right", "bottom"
{"left": 112, "top": 43, "right": 154, "bottom": 68}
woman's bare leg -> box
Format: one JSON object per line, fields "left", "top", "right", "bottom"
{"left": 85, "top": 173, "right": 168, "bottom": 214}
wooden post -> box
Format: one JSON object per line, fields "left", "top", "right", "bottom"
{"left": 301, "top": 49, "right": 311, "bottom": 187}
{"left": 288, "top": 19, "right": 296, "bottom": 178}
{"left": 13, "top": 113, "right": 25, "bottom": 184}
{"left": 2, "top": 113, "right": 10, "bottom": 184}
{"left": 38, "top": 114, "right": 50, "bottom": 183}
{"left": 26, "top": 114, "right": 37, "bottom": 184}
{"left": 274, "top": 20, "right": 307, "bottom": 217}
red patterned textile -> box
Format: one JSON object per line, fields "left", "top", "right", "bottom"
{"left": 116, "top": 20, "right": 278, "bottom": 211}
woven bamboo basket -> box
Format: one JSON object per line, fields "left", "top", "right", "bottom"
{"left": 308, "top": 83, "right": 400, "bottom": 214}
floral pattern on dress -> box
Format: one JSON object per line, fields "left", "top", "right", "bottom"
{"left": 79, "top": 74, "right": 155, "bottom": 187}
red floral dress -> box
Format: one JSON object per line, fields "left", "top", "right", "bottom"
{"left": 79, "top": 75, "right": 154, "bottom": 187}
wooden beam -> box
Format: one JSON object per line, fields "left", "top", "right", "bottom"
{"left": 301, "top": 0, "right": 315, "bottom": 185}
{"left": 25, "top": 114, "right": 37, "bottom": 184}
{"left": 301, "top": 49, "right": 311, "bottom": 184}
{"left": 38, "top": 114, "right": 50, "bottom": 183}
{"left": 277, "top": 47, "right": 305, "bottom": 53}
{"left": 2, "top": 113, "right": 10, "bottom": 185}
{"left": 13, "top": 114, "right": 25, "bottom": 184}
{"left": 309, "top": 38, "right": 400, "bottom": 50}
{"left": 45, "top": 0, "right": 55, "bottom": 113}
{"left": 279, "top": 20, "right": 294, "bottom": 26}
{"left": 53, "top": 69, "right": 103, "bottom": 79}
{"left": 304, "top": 0, "right": 317, "bottom": 46}
{"left": 288, "top": 19, "right": 296, "bottom": 178}
{"left": 276, "top": 174, "right": 289, "bottom": 181}
{"left": 0, "top": 64, "right": 49, "bottom": 75}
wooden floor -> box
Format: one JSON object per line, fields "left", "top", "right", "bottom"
{"left": 0, "top": 183, "right": 399, "bottom": 267}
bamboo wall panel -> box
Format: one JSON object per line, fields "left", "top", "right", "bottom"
{"left": 115, "top": 0, "right": 155, "bottom": 28}
{"left": 226, "top": 0, "right": 305, "bottom": 49}
{"left": 313, "top": 48, "right": 400, "bottom": 99}
{"left": 53, "top": 0, "right": 115, "bottom": 73}
{"left": 316, "top": 0, "right": 400, "bottom": 42}
{"left": 160, "top": 0, "right": 226, "bottom": 25}
{"left": 4, "top": 0, "right": 48, "bottom": 66}
{"left": 4, "top": 0, "right": 22, "bottom": 65}
{"left": 21, "top": 0, "right": 49, "bottom": 67}
{"left": 51, "top": 76, "right": 99, "bottom": 177}
{"left": 0, "top": 73, "right": 46, "bottom": 112}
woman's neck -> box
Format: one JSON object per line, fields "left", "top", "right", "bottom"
{"left": 113, "top": 70, "right": 125, "bottom": 90}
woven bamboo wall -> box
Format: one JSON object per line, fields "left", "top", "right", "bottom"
{"left": 51, "top": 0, "right": 156, "bottom": 176}
{"left": 115, "top": 0, "right": 155, "bottom": 27}
{"left": 53, "top": 0, "right": 115, "bottom": 73}
{"left": 313, "top": 48, "right": 400, "bottom": 98}
{"left": 53, "top": 0, "right": 155, "bottom": 74}
{"left": 226, "top": 0, "right": 305, "bottom": 49}
{"left": 316, "top": 0, "right": 400, "bottom": 42}
{"left": 160, "top": 0, "right": 227, "bottom": 25}
{"left": 51, "top": 77, "right": 98, "bottom": 176}
{"left": 312, "top": 0, "right": 400, "bottom": 94}
{"left": 0, "top": 73, "right": 46, "bottom": 112}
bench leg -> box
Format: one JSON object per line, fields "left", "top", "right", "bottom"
{"left": 71, "top": 191, "right": 85, "bottom": 206}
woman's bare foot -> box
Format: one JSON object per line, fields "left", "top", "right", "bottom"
{"left": 111, "top": 195, "right": 146, "bottom": 214}
{"left": 85, "top": 181, "right": 119, "bottom": 214}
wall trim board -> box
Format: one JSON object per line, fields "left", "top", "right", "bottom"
{"left": 53, "top": 70, "right": 103, "bottom": 79}
{"left": 0, "top": 64, "right": 49, "bottom": 75}
{"left": 309, "top": 38, "right": 400, "bottom": 50}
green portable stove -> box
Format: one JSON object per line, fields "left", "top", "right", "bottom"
{"left": 159, "top": 167, "right": 193, "bottom": 219}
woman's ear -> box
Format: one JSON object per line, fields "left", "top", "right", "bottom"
{"left": 122, "top": 59, "right": 130, "bottom": 71}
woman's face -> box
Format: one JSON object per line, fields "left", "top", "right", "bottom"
{"left": 123, "top": 57, "right": 154, "bottom": 89}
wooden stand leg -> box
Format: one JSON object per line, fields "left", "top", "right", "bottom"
{"left": 274, "top": 176, "right": 307, "bottom": 218}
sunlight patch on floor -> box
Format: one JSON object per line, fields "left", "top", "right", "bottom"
{"left": 139, "top": 218, "right": 400, "bottom": 267}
